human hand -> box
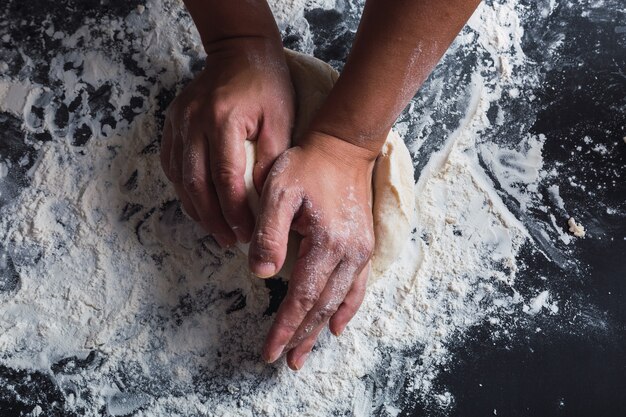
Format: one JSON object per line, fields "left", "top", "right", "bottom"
{"left": 249, "top": 131, "right": 378, "bottom": 370}
{"left": 160, "top": 38, "right": 295, "bottom": 247}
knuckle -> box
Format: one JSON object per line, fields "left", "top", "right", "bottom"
{"left": 209, "top": 98, "right": 233, "bottom": 122}
{"left": 182, "top": 174, "right": 207, "bottom": 195}
{"left": 273, "top": 186, "right": 297, "bottom": 206}
{"left": 292, "top": 294, "right": 318, "bottom": 314}
{"left": 359, "top": 238, "right": 375, "bottom": 261}
{"left": 180, "top": 106, "right": 202, "bottom": 136}
{"left": 315, "top": 303, "right": 337, "bottom": 320}
{"left": 212, "top": 163, "right": 237, "bottom": 187}
{"left": 310, "top": 228, "right": 332, "bottom": 251}
{"left": 274, "top": 316, "right": 300, "bottom": 334}
{"left": 343, "top": 230, "right": 375, "bottom": 266}
{"left": 169, "top": 102, "right": 201, "bottom": 131}
{"left": 253, "top": 227, "right": 283, "bottom": 257}
{"left": 181, "top": 104, "right": 196, "bottom": 122}
{"left": 328, "top": 235, "right": 347, "bottom": 254}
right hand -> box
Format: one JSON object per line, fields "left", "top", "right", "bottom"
{"left": 160, "top": 37, "right": 295, "bottom": 247}
{"left": 248, "top": 132, "right": 378, "bottom": 370}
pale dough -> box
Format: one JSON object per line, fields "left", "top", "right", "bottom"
{"left": 567, "top": 217, "right": 586, "bottom": 237}
{"left": 238, "top": 49, "right": 415, "bottom": 284}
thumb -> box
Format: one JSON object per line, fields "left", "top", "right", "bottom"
{"left": 252, "top": 120, "right": 291, "bottom": 194}
{"left": 248, "top": 175, "right": 301, "bottom": 278}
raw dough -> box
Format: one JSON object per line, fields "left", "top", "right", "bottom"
{"left": 238, "top": 49, "right": 415, "bottom": 284}
{"left": 567, "top": 217, "right": 585, "bottom": 237}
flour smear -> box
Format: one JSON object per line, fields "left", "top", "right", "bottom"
{"left": 0, "top": 0, "right": 565, "bottom": 415}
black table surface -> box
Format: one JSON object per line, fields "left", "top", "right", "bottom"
{"left": 0, "top": 1, "right": 625, "bottom": 416}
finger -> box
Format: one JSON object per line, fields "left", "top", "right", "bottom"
{"left": 160, "top": 119, "right": 174, "bottom": 180}
{"left": 286, "top": 323, "right": 325, "bottom": 371}
{"left": 261, "top": 243, "right": 340, "bottom": 363}
{"left": 252, "top": 119, "right": 291, "bottom": 193}
{"left": 169, "top": 125, "right": 199, "bottom": 221}
{"left": 284, "top": 261, "right": 367, "bottom": 370}
{"left": 329, "top": 262, "right": 369, "bottom": 336}
{"left": 169, "top": 123, "right": 184, "bottom": 185}
{"left": 209, "top": 120, "right": 254, "bottom": 243}
{"left": 173, "top": 183, "right": 199, "bottom": 221}
{"left": 182, "top": 126, "right": 235, "bottom": 245}
{"left": 285, "top": 260, "right": 356, "bottom": 351}
{"left": 248, "top": 174, "right": 302, "bottom": 278}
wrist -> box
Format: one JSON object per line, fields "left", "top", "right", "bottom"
{"left": 306, "top": 120, "right": 386, "bottom": 162}
{"left": 309, "top": 97, "right": 390, "bottom": 159}
{"left": 184, "top": 0, "right": 283, "bottom": 55}
{"left": 300, "top": 131, "right": 380, "bottom": 169}
{"left": 204, "top": 35, "right": 284, "bottom": 60}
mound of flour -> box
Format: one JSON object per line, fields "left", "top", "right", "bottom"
{"left": 0, "top": 0, "right": 559, "bottom": 415}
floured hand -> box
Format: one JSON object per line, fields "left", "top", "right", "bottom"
{"left": 249, "top": 131, "right": 379, "bottom": 370}
{"left": 160, "top": 37, "right": 295, "bottom": 247}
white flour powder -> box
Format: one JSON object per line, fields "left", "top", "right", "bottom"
{"left": 0, "top": 0, "right": 566, "bottom": 415}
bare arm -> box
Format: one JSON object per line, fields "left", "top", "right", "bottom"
{"left": 312, "top": 0, "right": 482, "bottom": 156}
{"left": 183, "top": 0, "right": 281, "bottom": 49}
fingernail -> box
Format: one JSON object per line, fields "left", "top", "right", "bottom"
{"left": 253, "top": 262, "right": 276, "bottom": 278}
{"left": 265, "top": 343, "right": 286, "bottom": 363}
{"left": 294, "top": 352, "right": 310, "bottom": 370}
{"left": 331, "top": 324, "right": 346, "bottom": 337}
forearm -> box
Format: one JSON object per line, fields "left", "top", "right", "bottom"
{"left": 311, "top": 0, "right": 481, "bottom": 156}
{"left": 183, "top": 0, "right": 282, "bottom": 51}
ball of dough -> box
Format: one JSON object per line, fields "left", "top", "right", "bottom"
{"left": 238, "top": 49, "right": 415, "bottom": 284}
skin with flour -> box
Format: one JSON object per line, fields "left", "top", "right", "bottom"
{"left": 160, "top": 0, "right": 481, "bottom": 370}
{"left": 238, "top": 49, "right": 416, "bottom": 283}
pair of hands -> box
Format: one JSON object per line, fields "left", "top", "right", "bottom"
{"left": 160, "top": 38, "right": 376, "bottom": 370}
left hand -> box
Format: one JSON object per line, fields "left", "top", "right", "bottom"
{"left": 248, "top": 131, "right": 378, "bottom": 370}
{"left": 160, "top": 37, "right": 295, "bottom": 247}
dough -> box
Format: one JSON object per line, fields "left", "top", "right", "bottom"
{"left": 238, "top": 49, "right": 415, "bottom": 284}
{"left": 567, "top": 217, "right": 585, "bottom": 237}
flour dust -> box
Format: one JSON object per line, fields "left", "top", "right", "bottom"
{"left": 0, "top": 0, "right": 580, "bottom": 415}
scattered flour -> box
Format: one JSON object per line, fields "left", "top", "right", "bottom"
{"left": 0, "top": 161, "right": 7, "bottom": 180}
{"left": 479, "top": 134, "right": 546, "bottom": 211}
{"left": 549, "top": 213, "right": 573, "bottom": 245}
{"left": 0, "top": 0, "right": 566, "bottom": 415}
{"left": 547, "top": 184, "right": 566, "bottom": 211}
{"left": 523, "top": 290, "right": 559, "bottom": 316}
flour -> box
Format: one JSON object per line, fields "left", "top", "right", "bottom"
{"left": 0, "top": 0, "right": 562, "bottom": 415}
{"left": 547, "top": 184, "right": 566, "bottom": 211}
{"left": 0, "top": 80, "right": 43, "bottom": 117}
{"left": 269, "top": 0, "right": 336, "bottom": 30}
{"left": 523, "top": 290, "right": 558, "bottom": 316}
